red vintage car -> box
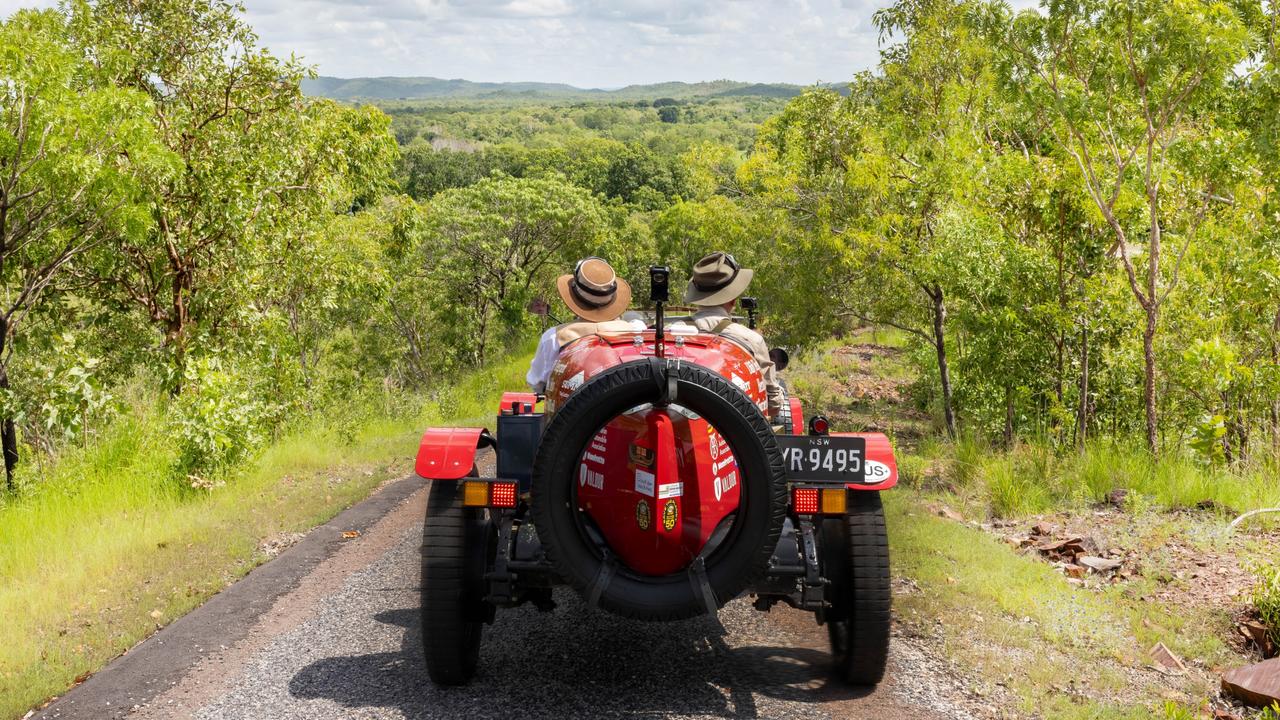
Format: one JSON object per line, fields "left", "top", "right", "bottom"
{"left": 414, "top": 273, "right": 897, "bottom": 688}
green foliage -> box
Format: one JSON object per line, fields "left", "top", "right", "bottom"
{"left": 1253, "top": 562, "right": 1280, "bottom": 651}
{"left": 170, "top": 358, "right": 278, "bottom": 483}
{"left": 421, "top": 174, "right": 615, "bottom": 364}
{"left": 24, "top": 335, "right": 115, "bottom": 452}
{"left": 8, "top": 0, "right": 1280, "bottom": 501}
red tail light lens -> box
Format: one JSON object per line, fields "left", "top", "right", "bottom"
{"left": 809, "top": 416, "right": 830, "bottom": 435}
{"left": 792, "top": 487, "right": 820, "bottom": 515}
{"left": 490, "top": 482, "right": 518, "bottom": 508}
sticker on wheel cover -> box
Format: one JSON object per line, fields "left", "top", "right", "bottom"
{"left": 636, "top": 500, "right": 651, "bottom": 530}
{"left": 662, "top": 499, "right": 678, "bottom": 531}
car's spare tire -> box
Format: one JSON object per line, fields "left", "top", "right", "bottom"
{"left": 531, "top": 358, "right": 787, "bottom": 621}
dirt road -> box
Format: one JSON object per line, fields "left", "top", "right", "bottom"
{"left": 34, "top": 453, "right": 983, "bottom": 720}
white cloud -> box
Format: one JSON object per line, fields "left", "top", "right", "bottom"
{"left": 0, "top": 0, "right": 998, "bottom": 86}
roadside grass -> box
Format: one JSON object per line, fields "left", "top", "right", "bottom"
{"left": 919, "top": 435, "right": 1280, "bottom": 520}
{"left": 887, "top": 492, "right": 1240, "bottom": 719}
{"left": 898, "top": 437, "right": 1280, "bottom": 717}
{"left": 785, "top": 331, "right": 1280, "bottom": 717}
{"left": 0, "top": 350, "right": 533, "bottom": 720}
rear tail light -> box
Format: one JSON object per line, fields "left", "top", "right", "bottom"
{"left": 791, "top": 486, "right": 849, "bottom": 515}
{"left": 490, "top": 481, "right": 518, "bottom": 508}
{"left": 821, "top": 488, "right": 847, "bottom": 514}
{"left": 462, "top": 480, "right": 518, "bottom": 508}
{"left": 463, "top": 481, "right": 489, "bottom": 507}
{"left": 792, "top": 487, "right": 820, "bottom": 515}
{"left": 809, "top": 416, "right": 830, "bottom": 435}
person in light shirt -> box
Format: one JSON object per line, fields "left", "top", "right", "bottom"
{"left": 683, "top": 251, "right": 784, "bottom": 420}
{"left": 526, "top": 257, "right": 643, "bottom": 393}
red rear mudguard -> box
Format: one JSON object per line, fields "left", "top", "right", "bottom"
{"left": 415, "top": 427, "right": 493, "bottom": 480}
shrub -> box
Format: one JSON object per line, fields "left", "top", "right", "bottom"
{"left": 13, "top": 334, "right": 116, "bottom": 454}
{"left": 1158, "top": 701, "right": 1199, "bottom": 720}
{"left": 170, "top": 357, "right": 279, "bottom": 486}
{"left": 1253, "top": 562, "right": 1280, "bottom": 650}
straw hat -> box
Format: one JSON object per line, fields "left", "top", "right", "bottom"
{"left": 684, "top": 251, "right": 753, "bottom": 306}
{"left": 556, "top": 257, "right": 632, "bottom": 322}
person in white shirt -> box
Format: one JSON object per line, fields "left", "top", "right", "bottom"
{"left": 526, "top": 257, "right": 641, "bottom": 393}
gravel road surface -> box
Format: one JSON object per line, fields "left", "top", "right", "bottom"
{"left": 36, "top": 453, "right": 986, "bottom": 720}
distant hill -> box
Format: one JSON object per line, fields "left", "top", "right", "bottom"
{"left": 301, "top": 76, "right": 807, "bottom": 102}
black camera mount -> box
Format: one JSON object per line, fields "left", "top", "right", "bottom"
{"left": 649, "top": 265, "right": 671, "bottom": 358}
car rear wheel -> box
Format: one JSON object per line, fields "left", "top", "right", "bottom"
{"left": 822, "top": 491, "right": 890, "bottom": 686}
{"left": 420, "top": 476, "right": 492, "bottom": 685}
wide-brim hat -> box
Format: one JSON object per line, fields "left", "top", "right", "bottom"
{"left": 685, "top": 251, "right": 754, "bottom": 306}
{"left": 556, "top": 256, "right": 632, "bottom": 322}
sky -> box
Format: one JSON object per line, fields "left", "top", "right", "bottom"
{"left": 0, "top": 0, "right": 1033, "bottom": 87}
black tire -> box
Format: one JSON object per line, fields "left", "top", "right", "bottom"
{"left": 531, "top": 359, "right": 787, "bottom": 621}
{"left": 822, "top": 491, "right": 891, "bottom": 685}
{"left": 420, "top": 477, "right": 492, "bottom": 685}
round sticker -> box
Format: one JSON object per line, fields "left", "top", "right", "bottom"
{"left": 662, "top": 499, "right": 679, "bottom": 531}
{"left": 636, "top": 500, "right": 651, "bottom": 531}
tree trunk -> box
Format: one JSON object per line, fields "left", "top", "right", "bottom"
{"left": 164, "top": 267, "right": 193, "bottom": 394}
{"left": 1221, "top": 390, "right": 1236, "bottom": 465}
{"left": 1003, "top": 387, "right": 1015, "bottom": 448}
{"left": 1076, "top": 325, "right": 1090, "bottom": 449}
{"left": 1142, "top": 306, "right": 1158, "bottom": 455}
{"left": 1144, "top": 172, "right": 1162, "bottom": 457}
{"left": 1272, "top": 307, "right": 1280, "bottom": 452}
{"left": 1055, "top": 336, "right": 1065, "bottom": 405}
{"left": 0, "top": 321, "right": 15, "bottom": 490}
{"left": 930, "top": 286, "right": 957, "bottom": 440}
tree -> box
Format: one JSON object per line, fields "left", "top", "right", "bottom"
{"left": 422, "top": 175, "right": 614, "bottom": 365}
{"left": 67, "top": 0, "right": 382, "bottom": 388}
{"left": 658, "top": 106, "right": 680, "bottom": 124}
{"left": 603, "top": 143, "right": 689, "bottom": 208}
{"left": 1001, "top": 0, "right": 1251, "bottom": 453}
{"left": 0, "top": 9, "right": 165, "bottom": 486}
{"left": 737, "top": 0, "right": 997, "bottom": 438}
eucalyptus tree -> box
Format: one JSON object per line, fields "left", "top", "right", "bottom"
{"left": 1000, "top": 0, "right": 1252, "bottom": 454}
{"left": 67, "top": 0, "right": 396, "bottom": 388}
{"left": 738, "top": 0, "right": 998, "bottom": 438}
{"left": 1234, "top": 0, "right": 1280, "bottom": 452}
{"left": 422, "top": 175, "right": 615, "bottom": 366}
{"left": 0, "top": 9, "right": 165, "bottom": 486}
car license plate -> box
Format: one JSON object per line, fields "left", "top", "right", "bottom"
{"left": 776, "top": 435, "right": 866, "bottom": 483}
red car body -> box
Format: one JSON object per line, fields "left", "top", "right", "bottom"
{"left": 415, "top": 329, "right": 898, "bottom": 577}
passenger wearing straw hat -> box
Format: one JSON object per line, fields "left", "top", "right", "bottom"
{"left": 526, "top": 257, "right": 641, "bottom": 393}
{"left": 685, "top": 251, "right": 784, "bottom": 419}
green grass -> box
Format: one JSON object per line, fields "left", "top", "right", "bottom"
{"left": 888, "top": 491, "right": 1238, "bottom": 718}
{"left": 0, "top": 350, "right": 533, "bottom": 720}
{"left": 781, "top": 326, "right": 1280, "bottom": 716}
{"left": 916, "top": 435, "right": 1280, "bottom": 520}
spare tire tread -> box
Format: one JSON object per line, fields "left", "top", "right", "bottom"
{"left": 531, "top": 359, "right": 786, "bottom": 621}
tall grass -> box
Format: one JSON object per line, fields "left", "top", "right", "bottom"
{"left": 0, "top": 350, "right": 533, "bottom": 719}
{"left": 921, "top": 435, "right": 1280, "bottom": 519}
